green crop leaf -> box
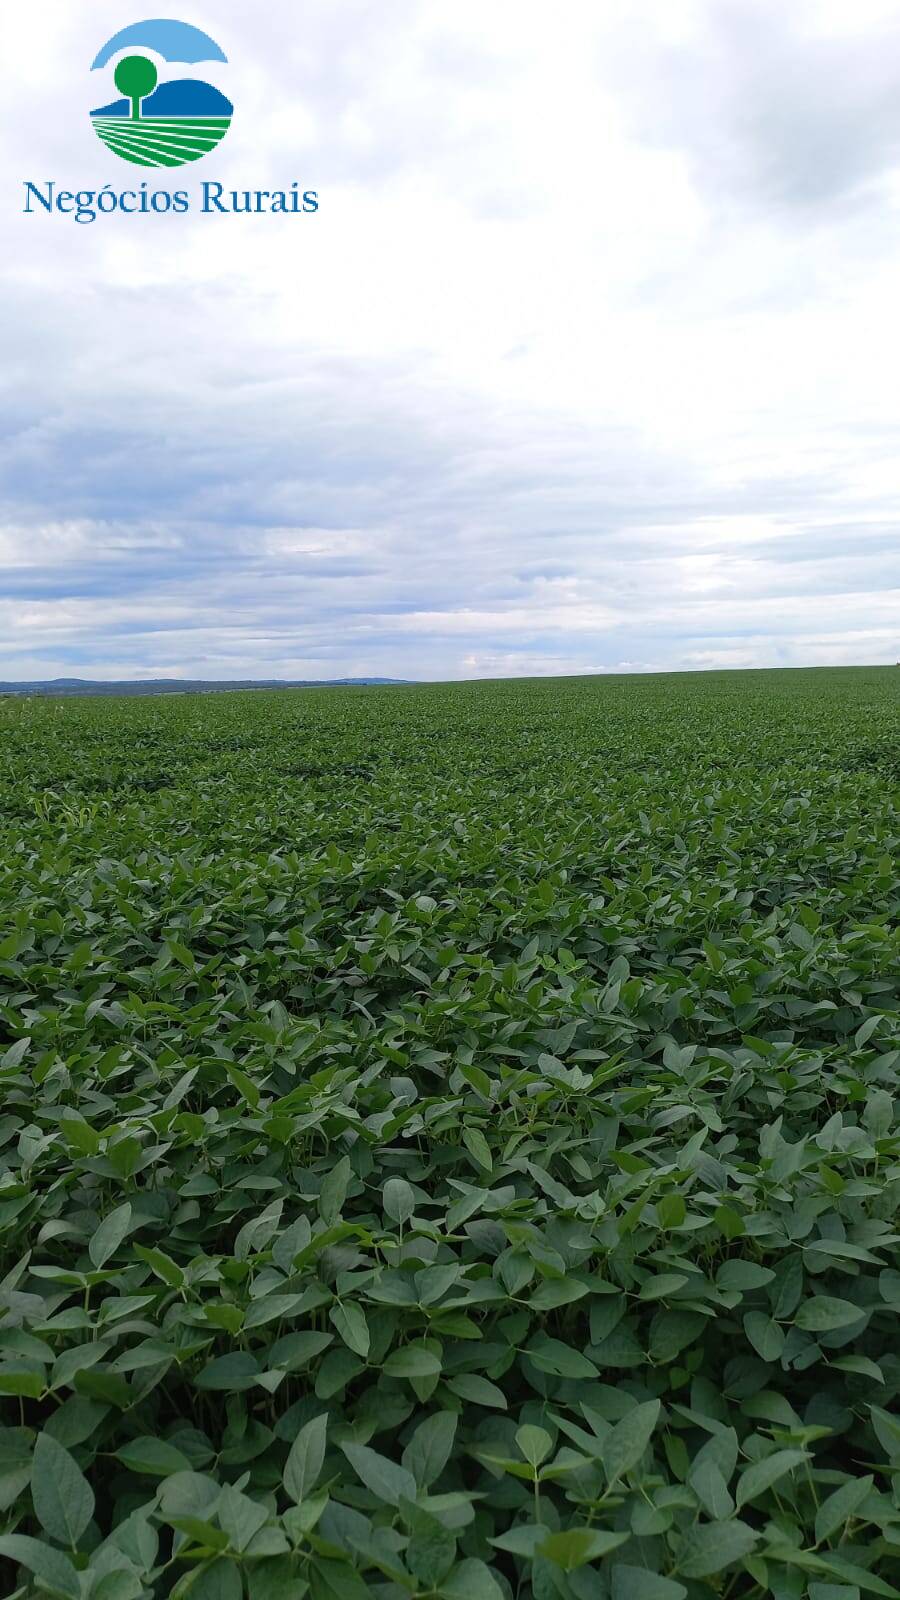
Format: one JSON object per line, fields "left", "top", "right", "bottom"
{"left": 440, "top": 1558, "right": 505, "bottom": 1600}
{"left": 329, "top": 1301, "right": 370, "bottom": 1359}
{"left": 307, "top": 1557, "right": 369, "bottom": 1599}
{"left": 539, "top": 1528, "right": 629, "bottom": 1568}
{"left": 223, "top": 1062, "right": 260, "bottom": 1110}
{"left": 283, "top": 1413, "right": 328, "bottom": 1503}
{"left": 272, "top": 1217, "right": 312, "bottom": 1273}
{"left": 404, "top": 1504, "right": 456, "bottom": 1587}
{"left": 611, "top": 1565, "right": 688, "bottom": 1600}
{"left": 815, "top": 1474, "right": 874, "bottom": 1544}
{"left": 529, "top": 1276, "right": 591, "bottom": 1311}
{"left": 416, "top": 1263, "right": 460, "bottom": 1305}
{"left": 831, "top": 1356, "right": 884, "bottom": 1384}
{"left": 716, "top": 1260, "right": 774, "bottom": 1292}
{"left": 462, "top": 1126, "right": 493, "bottom": 1172}
{"left": 0, "top": 1535, "right": 81, "bottom": 1598}
{"left": 1, "top": 1036, "right": 31, "bottom": 1069}
{"left": 516, "top": 1424, "right": 553, "bottom": 1469}
{"left": 319, "top": 1155, "right": 351, "bottom": 1226}
{"left": 735, "top": 1448, "right": 806, "bottom": 1508}
{"left": 490, "top": 1525, "right": 545, "bottom": 1557}
{"left": 447, "top": 1374, "right": 507, "bottom": 1408}
{"left": 689, "top": 1457, "right": 734, "bottom": 1520}
{"left": 383, "top": 1340, "right": 442, "bottom": 1378}
{"left": 0, "top": 1366, "right": 44, "bottom": 1399}
{"left": 526, "top": 1336, "right": 598, "bottom": 1378}
{"left": 115, "top": 1436, "right": 193, "bottom": 1477}
{"left": 796, "top": 1297, "right": 865, "bottom": 1331}
{"left": 246, "top": 1556, "right": 304, "bottom": 1600}
{"left": 678, "top": 1518, "right": 759, "bottom": 1577}
{"left": 60, "top": 1117, "right": 101, "bottom": 1155}
{"left": 31, "top": 1431, "right": 95, "bottom": 1547}
{"left": 601, "top": 1400, "right": 661, "bottom": 1484}
{"left": 196, "top": 1353, "right": 261, "bottom": 1390}
{"left": 135, "top": 1244, "right": 185, "bottom": 1288}
{"left": 89, "top": 1201, "right": 133, "bottom": 1269}
{"left": 743, "top": 1312, "right": 785, "bottom": 1362}
{"left": 183, "top": 1558, "right": 243, "bottom": 1600}
{"left": 267, "top": 1332, "right": 333, "bottom": 1373}
{"left": 166, "top": 1514, "right": 228, "bottom": 1552}
{"left": 402, "top": 1410, "right": 457, "bottom": 1488}
{"left": 383, "top": 1178, "right": 415, "bottom": 1224}
{"left": 340, "top": 1440, "right": 417, "bottom": 1506}
{"left": 217, "top": 1484, "right": 270, "bottom": 1552}
{"left": 657, "top": 1195, "right": 686, "bottom": 1229}
{"left": 869, "top": 1407, "right": 900, "bottom": 1462}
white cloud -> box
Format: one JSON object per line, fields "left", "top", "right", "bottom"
{"left": 0, "top": 0, "right": 898, "bottom": 679}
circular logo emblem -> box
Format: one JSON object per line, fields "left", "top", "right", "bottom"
{"left": 90, "top": 19, "right": 232, "bottom": 168}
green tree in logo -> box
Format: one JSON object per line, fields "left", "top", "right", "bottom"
{"left": 114, "top": 54, "right": 158, "bottom": 121}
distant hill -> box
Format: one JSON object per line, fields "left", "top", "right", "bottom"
{"left": 91, "top": 78, "right": 233, "bottom": 119}
{"left": 0, "top": 678, "right": 410, "bottom": 699}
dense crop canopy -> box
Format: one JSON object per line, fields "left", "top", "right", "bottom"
{"left": 0, "top": 667, "right": 897, "bottom": 1599}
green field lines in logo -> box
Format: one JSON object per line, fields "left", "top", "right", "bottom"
{"left": 90, "top": 19, "right": 232, "bottom": 169}
{"left": 92, "top": 116, "right": 231, "bottom": 168}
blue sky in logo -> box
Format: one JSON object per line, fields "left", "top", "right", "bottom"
{"left": 90, "top": 19, "right": 228, "bottom": 71}
{"left": 90, "top": 20, "right": 231, "bottom": 120}
{"left": 1, "top": 1, "right": 899, "bottom": 681}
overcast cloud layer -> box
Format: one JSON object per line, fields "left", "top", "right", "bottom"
{"left": 1, "top": 0, "right": 899, "bottom": 680}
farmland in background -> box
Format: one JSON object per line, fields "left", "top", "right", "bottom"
{"left": 0, "top": 666, "right": 897, "bottom": 1599}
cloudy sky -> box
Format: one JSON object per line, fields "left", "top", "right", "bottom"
{"left": 1, "top": 0, "right": 899, "bottom": 681}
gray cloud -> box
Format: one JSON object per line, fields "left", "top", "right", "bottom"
{"left": 610, "top": 1, "right": 900, "bottom": 214}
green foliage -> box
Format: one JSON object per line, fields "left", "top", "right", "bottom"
{"left": 0, "top": 667, "right": 898, "bottom": 1598}
{"left": 113, "top": 53, "right": 159, "bottom": 119}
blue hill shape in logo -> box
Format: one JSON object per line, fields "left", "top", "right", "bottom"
{"left": 92, "top": 78, "right": 232, "bottom": 119}
{"left": 90, "top": 20, "right": 232, "bottom": 168}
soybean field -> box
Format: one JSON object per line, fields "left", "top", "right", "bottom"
{"left": 0, "top": 667, "right": 898, "bottom": 1600}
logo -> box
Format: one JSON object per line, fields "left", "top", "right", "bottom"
{"left": 90, "top": 18, "right": 232, "bottom": 168}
